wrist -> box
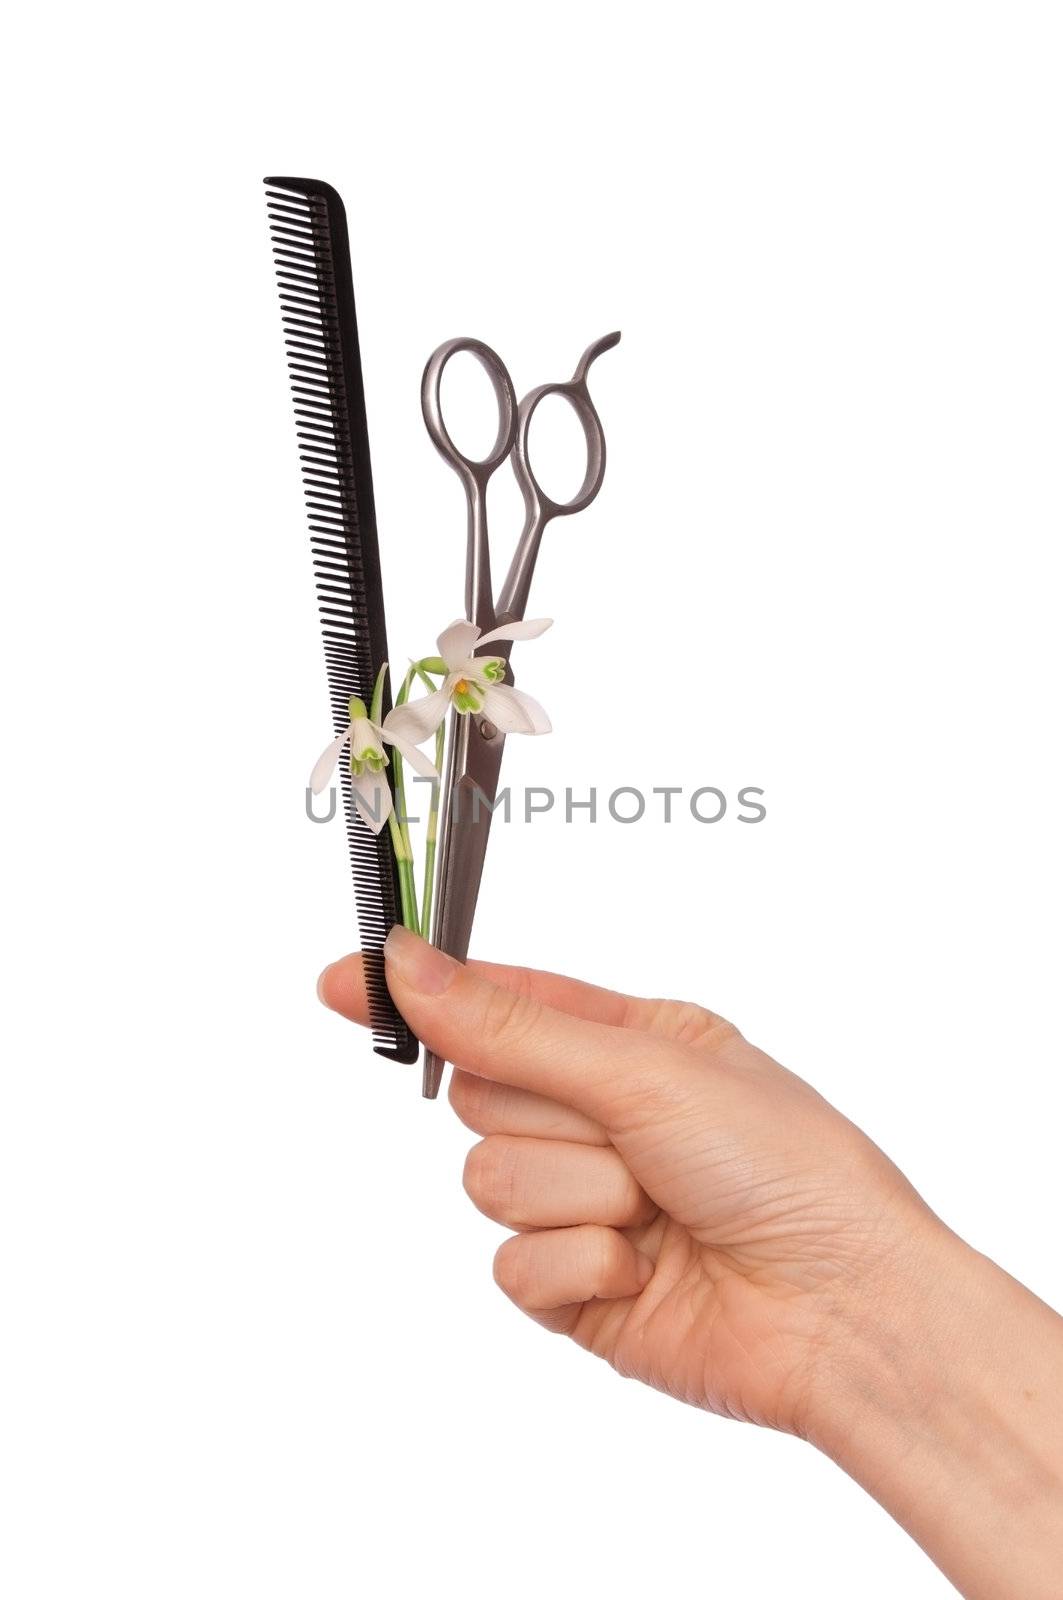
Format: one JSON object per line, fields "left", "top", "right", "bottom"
{"left": 805, "top": 1213, "right": 971, "bottom": 1455}
{"left": 806, "top": 1217, "right": 1063, "bottom": 1597}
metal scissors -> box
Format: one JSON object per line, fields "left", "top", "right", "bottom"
{"left": 419, "top": 330, "right": 620, "bottom": 1098}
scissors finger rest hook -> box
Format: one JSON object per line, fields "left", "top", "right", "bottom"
{"left": 497, "top": 330, "right": 620, "bottom": 625}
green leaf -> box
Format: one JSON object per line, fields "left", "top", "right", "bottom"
{"left": 369, "top": 663, "right": 389, "bottom": 726}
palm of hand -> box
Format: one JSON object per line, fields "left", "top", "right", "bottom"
{"left": 321, "top": 947, "right": 929, "bottom": 1439}
{"left": 323, "top": 940, "right": 1063, "bottom": 1600}
{"left": 508, "top": 1030, "right": 927, "bottom": 1435}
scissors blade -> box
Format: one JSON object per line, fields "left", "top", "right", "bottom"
{"left": 422, "top": 713, "right": 506, "bottom": 1098}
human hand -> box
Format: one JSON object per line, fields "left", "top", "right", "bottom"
{"left": 319, "top": 927, "right": 936, "bottom": 1437}
{"left": 320, "top": 930, "right": 1063, "bottom": 1597}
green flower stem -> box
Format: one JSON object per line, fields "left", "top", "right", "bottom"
{"left": 367, "top": 663, "right": 419, "bottom": 930}
{"left": 387, "top": 661, "right": 446, "bottom": 933}
{"left": 413, "top": 662, "right": 447, "bottom": 938}
{"left": 387, "top": 807, "right": 418, "bottom": 928}
{"left": 389, "top": 667, "right": 419, "bottom": 931}
{"left": 369, "top": 664, "right": 388, "bottom": 726}
{"left": 419, "top": 720, "right": 446, "bottom": 938}
{"left": 391, "top": 674, "right": 415, "bottom": 835}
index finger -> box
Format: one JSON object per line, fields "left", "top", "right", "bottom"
{"left": 380, "top": 927, "right": 704, "bottom": 1132}
{"left": 318, "top": 950, "right": 633, "bottom": 1030}
{"left": 319, "top": 951, "right": 732, "bottom": 1049}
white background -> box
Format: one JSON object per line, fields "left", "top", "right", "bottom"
{"left": 2, "top": 4, "right": 1061, "bottom": 1596}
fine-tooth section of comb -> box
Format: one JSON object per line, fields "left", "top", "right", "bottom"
{"left": 264, "top": 175, "right": 417, "bottom": 1064}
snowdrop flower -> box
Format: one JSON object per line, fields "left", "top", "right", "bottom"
{"left": 309, "top": 691, "right": 438, "bottom": 835}
{"left": 386, "top": 618, "right": 553, "bottom": 745}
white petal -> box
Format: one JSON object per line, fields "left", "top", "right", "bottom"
{"left": 309, "top": 724, "right": 352, "bottom": 794}
{"left": 477, "top": 617, "right": 553, "bottom": 647}
{"left": 437, "top": 619, "right": 480, "bottom": 669}
{"left": 451, "top": 655, "right": 495, "bottom": 684}
{"left": 351, "top": 768, "right": 392, "bottom": 834}
{"left": 481, "top": 683, "right": 552, "bottom": 735}
{"left": 383, "top": 691, "right": 450, "bottom": 745}
{"left": 381, "top": 726, "right": 439, "bottom": 780}
{"left": 351, "top": 716, "right": 385, "bottom": 762}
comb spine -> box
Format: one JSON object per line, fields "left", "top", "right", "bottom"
{"left": 265, "top": 177, "right": 416, "bottom": 1064}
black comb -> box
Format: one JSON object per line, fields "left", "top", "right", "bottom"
{"left": 264, "top": 175, "right": 417, "bottom": 1063}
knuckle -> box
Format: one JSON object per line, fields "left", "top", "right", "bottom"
{"left": 667, "top": 1000, "right": 729, "bottom": 1049}
{"left": 631, "top": 995, "right": 739, "bottom": 1054}
{"left": 504, "top": 966, "right": 540, "bottom": 1002}
{"left": 448, "top": 1071, "right": 492, "bottom": 1130}
{"left": 588, "top": 1227, "right": 627, "bottom": 1293}
{"left": 450, "top": 1073, "right": 523, "bottom": 1135}
{"left": 619, "top": 1170, "right": 654, "bottom": 1224}
{"left": 478, "top": 984, "right": 544, "bottom": 1053}
{"left": 461, "top": 1139, "right": 491, "bottom": 1205}
{"left": 492, "top": 1236, "right": 530, "bottom": 1301}
{"left": 462, "top": 1136, "right": 519, "bottom": 1219}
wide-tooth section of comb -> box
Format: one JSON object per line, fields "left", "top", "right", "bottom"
{"left": 265, "top": 176, "right": 417, "bottom": 1063}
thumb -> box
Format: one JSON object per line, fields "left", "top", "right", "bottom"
{"left": 383, "top": 926, "right": 698, "bottom": 1130}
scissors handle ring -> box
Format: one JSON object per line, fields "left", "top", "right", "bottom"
{"left": 514, "top": 385, "right": 603, "bottom": 519}
{"left": 420, "top": 337, "right": 518, "bottom": 487}
{"left": 513, "top": 329, "right": 619, "bottom": 518}
{"left": 498, "top": 331, "right": 620, "bottom": 623}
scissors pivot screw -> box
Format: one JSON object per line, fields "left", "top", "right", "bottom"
{"left": 478, "top": 718, "right": 499, "bottom": 741}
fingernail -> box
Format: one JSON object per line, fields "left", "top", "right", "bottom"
{"left": 384, "top": 925, "right": 459, "bottom": 995}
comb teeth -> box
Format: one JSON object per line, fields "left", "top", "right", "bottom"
{"left": 265, "top": 177, "right": 417, "bottom": 1064}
